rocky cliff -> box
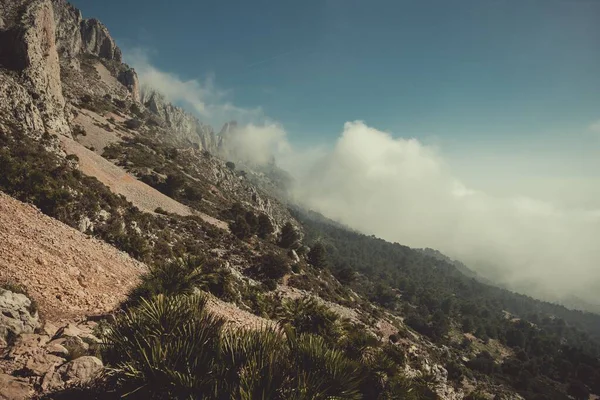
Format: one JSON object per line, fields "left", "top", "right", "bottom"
{"left": 140, "top": 87, "right": 218, "bottom": 151}
{"left": 0, "top": 0, "right": 139, "bottom": 139}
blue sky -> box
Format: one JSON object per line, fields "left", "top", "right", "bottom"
{"left": 71, "top": 0, "right": 600, "bottom": 205}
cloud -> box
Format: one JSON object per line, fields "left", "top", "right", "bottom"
{"left": 122, "top": 49, "right": 600, "bottom": 306}
{"left": 288, "top": 121, "right": 600, "bottom": 305}
{"left": 221, "top": 122, "right": 291, "bottom": 166}
{"left": 126, "top": 48, "right": 262, "bottom": 126}
{"left": 589, "top": 119, "right": 600, "bottom": 134}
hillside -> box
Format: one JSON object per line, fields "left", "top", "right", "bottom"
{"left": 0, "top": 0, "right": 598, "bottom": 399}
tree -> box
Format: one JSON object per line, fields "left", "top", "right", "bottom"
{"left": 279, "top": 222, "right": 301, "bottom": 249}
{"left": 307, "top": 242, "right": 327, "bottom": 269}
{"left": 230, "top": 216, "right": 252, "bottom": 240}
{"left": 163, "top": 174, "right": 185, "bottom": 197}
{"left": 257, "top": 213, "right": 274, "bottom": 239}
{"left": 225, "top": 161, "right": 235, "bottom": 171}
{"left": 244, "top": 211, "right": 258, "bottom": 234}
{"left": 255, "top": 252, "right": 291, "bottom": 281}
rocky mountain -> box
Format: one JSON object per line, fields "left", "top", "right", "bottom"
{"left": 0, "top": 0, "right": 598, "bottom": 399}
{"left": 139, "top": 87, "right": 217, "bottom": 151}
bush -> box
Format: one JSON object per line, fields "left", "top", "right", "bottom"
{"left": 279, "top": 222, "right": 301, "bottom": 249}
{"left": 124, "top": 119, "right": 143, "bottom": 130}
{"left": 251, "top": 252, "right": 291, "bottom": 281}
{"left": 276, "top": 297, "right": 341, "bottom": 344}
{"left": 230, "top": 215, "right": 252, "bottom": 240}
{"left": 257, "top": 213, "right": 274, "bottom": 239}
{"left": 102, "top": 294, "right": 364, "bottom": 400}
{"left": 307, "top": 242, "right": 327, "bottom": 269}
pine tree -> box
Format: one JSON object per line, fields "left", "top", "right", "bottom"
{"left": 257, "top": 213, "right": 274, "bottom": 239}
{"left": 279, "top": 222, "right": 301, "bottom": 249}
{"left": 307, "top": 242, "right": 327, "bottom": 269}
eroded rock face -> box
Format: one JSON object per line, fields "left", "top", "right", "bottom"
{"left": 0, "top": 289, "right": 40, "bottom": 343}
{"left": 80, "top": 18, "right": 121, "bottom": 62}
{"left": 141, "top": 88, "right": 217, "bottom": 151}
{"left": 0, "top": 0, "right": 71, "bottom": 137}
{"left": 51, "top": 0, "right": 82, "bottom": 60}
{"left": 118, "top": 67, "right": 140, "bottom": 102}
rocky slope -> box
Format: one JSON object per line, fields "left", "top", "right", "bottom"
{"left": 0, "top": 191, "right": 146, "bottom": 321}
{"left": 0, "top": 1, "right": 537, "bottom": 399}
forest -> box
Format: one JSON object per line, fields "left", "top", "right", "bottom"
{"left": 292, "top": 208, "right": 600, "bottom": 399}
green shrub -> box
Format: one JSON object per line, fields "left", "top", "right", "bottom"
{"left": 279, "top": 222, "right": 301, "bottom": 249}
{"left": 102, "top": 294, "right": 364, "bottom": 400}
{"left": 307, "top": 242, "right": 327, "bottom": 269}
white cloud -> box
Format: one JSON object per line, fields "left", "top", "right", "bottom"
{"left": 288, "top": 121, "right": 600, "bottom": 304}
{"left": 126, "top": 48, "right": 262, "bottom": 126}
{"left": 222, "top": 122, "right": 291, "bottom": 166}
{"left": 589, "top": 119, "right": 600, "bottom": 134}
{"left": 122, "top": 49, "right": 600, "bottom": 306}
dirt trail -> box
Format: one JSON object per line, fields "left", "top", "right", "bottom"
{"left": 0, "top": 192, "right": 146, "bottom": 321}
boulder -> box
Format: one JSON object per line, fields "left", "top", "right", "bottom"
{"left": 61, "top": 335, "right": 89, "bottom": 357}
{"left": 0, "top": 289, "right": 39, "bottom": 343}
{"left": 43, "top": 356, "right": 103, "bottom": 391}
{"left": 0, "top": 373, "right": 34, "bottom": 400}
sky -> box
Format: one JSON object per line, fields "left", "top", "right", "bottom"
{"left": 70, "top": 0, "right": 600, "bottom": 305}
{"left": 70, "top": 0, "right": 600, "bottom": 206}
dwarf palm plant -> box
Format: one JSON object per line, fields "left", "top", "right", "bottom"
{"left": 103, "top": 294, "right": 225, "bottom": 399}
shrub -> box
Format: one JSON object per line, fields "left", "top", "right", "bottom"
{"left": 279, "top": 222, "right": 301, "bottom": 249}
{"left": 307, "top": 242, "right": 327, "bottom": 269}
{"left": 125, "top": 257, "right": 206, "bottom": 306}
{"left": 251, "top": 252, "right": 291, "bottom": 281}
{"left": 230, "top": 215, "right": 252, "bottom": 240}
{"left": 72, "top": 124, "right": 86, "bottom": 137}
{"left": 257, "top": 213, "right": 274, "bottom": 239}
{"left": 102, "top": 294, "right": 364, "bottom": 400}
{"left": 124, "top": 119, "right": 143, "bottom": 130}
{"left": 276, "top": 297, "right": 341, "bottom": 344}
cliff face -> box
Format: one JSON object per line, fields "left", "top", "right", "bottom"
{"left": 0, "top": 0, "right": 138, "bottom": 138}
{"left": 140, "top": 88, "right": 218, "bottom": 152}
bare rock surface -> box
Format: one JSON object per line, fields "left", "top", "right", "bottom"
{"left": 0, "top": 373, "right": 33, "bottom": 400}
{"left": 0, "top": 290, "right": 39, "bottom": 342}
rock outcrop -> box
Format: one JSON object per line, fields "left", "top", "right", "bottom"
{"left": 80, "top": 18, "right": 121, "bottom": 62}
{"left": 141, "top": 87, "right": 217, "bottom": 151}
{"left": 118, "top": 67, "right": 140, "bottom": 102}
{"left": 0, "top": 0, "right": 71, "bottom": 136}
{"left": 0, "top": 0, "right": 141, "bottom": 139}
{"left": 0, "top": 289, "right": 39, "bottom": 345}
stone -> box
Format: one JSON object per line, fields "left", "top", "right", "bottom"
{"left": 0, "top": 373, "right": 34, "bottom": 400}
{"left": 23, "top": 353, "right": 65, "bottom": 376}
{"left": 52, "top": 323, "right": 83, "bottom": 339}
{"left": 61, "top": 335, "right": 89, "bottom": 357}
{"left": 289, "top": 249, "right": 300, "bottom": 264}
{"left": 0, "top": 289, "right": 39, "bottom": 342}
{"left": 46, "top": 342, "right": 69, "bottom": 357}
{"left": 117, "top": 67, "right": 140, "bottom": 102}
{"left": 44, "top": 356, "right": 103, "bottom": 390}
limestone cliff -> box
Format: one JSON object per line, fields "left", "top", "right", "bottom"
{"left": 140, "top": 87, "right": 218, "bottom": 151}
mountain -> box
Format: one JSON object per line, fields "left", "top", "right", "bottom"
{"left": 0, "top": 1, "right": 598, "bottom": 399}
